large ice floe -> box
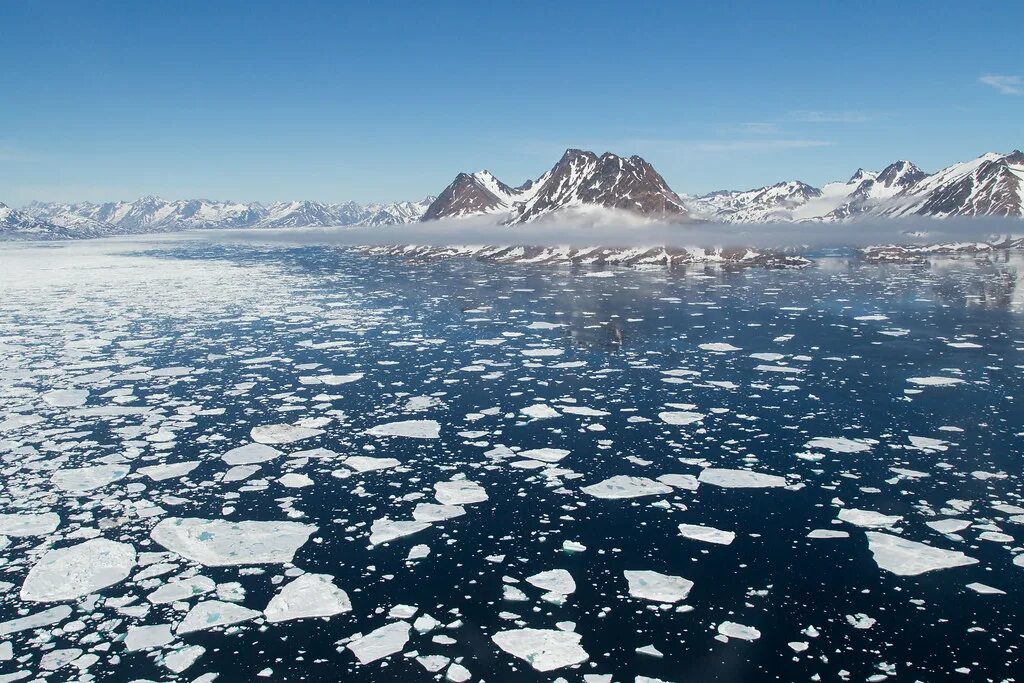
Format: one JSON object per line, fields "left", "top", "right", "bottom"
{"left": 264, "top": 573, "right": 352, "bottom": 622}
{"left": 865, "top": 532, "right": 979, "bottom": 576}
{"left": 364, "top": 419, "right": 440, "bottom": 439}
{"left": 150, "top": 518, "right": 317, "bottom": 566}
{"left": 581, "top": 475, "right": 673, "bottom": 499}
{"left": 21, "top": 538, "right": 136, "bottom": 601}
{"left": 624, "top": 570, "right": 694, "bottom": 603}
{"left": 491, "top": 628, "right": 590, "bottom": 671}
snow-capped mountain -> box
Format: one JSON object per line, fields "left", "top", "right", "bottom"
{"left": 421, "top": 149, "right": 689, "bottom": 225}
{"left": 688, "top": 152, "right": 1021, "bottom": 223}
{"left": 11, "top": 195, "right": 436, "bottom": 239}
{"left": 0, "top": 202, "right": 81, "bottom": 240}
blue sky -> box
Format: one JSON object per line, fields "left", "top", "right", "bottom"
{"left": 1, "top": 1, "right": 1021, "bottom": 205}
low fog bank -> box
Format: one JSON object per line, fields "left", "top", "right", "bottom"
{"left": 199, "top": 209, "right": 1024, "bottom": 251}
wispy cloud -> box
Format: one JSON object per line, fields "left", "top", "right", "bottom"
{"left": 787, "top": 110, "right": 872, "bottom": 123}
{"left": 979, "top": 74, "right": 1023, "bottom": 95}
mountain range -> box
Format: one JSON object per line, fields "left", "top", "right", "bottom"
{"left": 2, "top": 148, "right": 1022, "bottom": 240}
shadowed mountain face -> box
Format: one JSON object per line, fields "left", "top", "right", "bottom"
{"left": 421, "top": 149, "right": 690, "bottom": 225}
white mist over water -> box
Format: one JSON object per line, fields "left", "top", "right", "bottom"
{"left": 194, "top": 210, "right": 1024, "bottom": 251}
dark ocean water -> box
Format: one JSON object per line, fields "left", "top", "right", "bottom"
{"left": 0, "top": 241, "right": 1022, "bottom": 682}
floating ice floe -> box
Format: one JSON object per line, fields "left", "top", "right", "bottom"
{"left": 907, "top": 376, "right": 965, "bottom": 387}
{"left": 521, "top": 348, "right": 564, "bottom": 357}
{"left": 581, "top": 475, "right": 672, "bottom": 499}
{"left": 518, "top": 448, "right": 571, "bottom": 463}
{"left": 222, "top": 443, "right": 282, "bottom": 466}
{"left": 412, "top": 503, "right": 466, "bottom": 523}
{"left": 865, "top": 531, "right": 978, "bottom": 576}
{"left": 21, "top": 538, "right": 136, "bottom": 602}
{"left": 805, "top": 437, "right": 872, "bottom": 454}
{"left": 520, "top": 404, "right": 561, "bottom": 419}
{"left": 138, "top": 460, "right": 200, "bottom": 481}
{"left": 124, "top": 624, "right": 174, "bottom": 651}
{"left": 697, "top": 468, "right": 786, "bottom": 489}
{"left": 659, "top": 411, "right": 704, "bottom": 425}
{"left": 0, "top": 512, "right": 60, "bottom": 537}
{"left": 364, "top": 420, "right": 440, "bottom": 439}
{"left": 657, "top": 474, "right": 699, "bottom": 491}
{"left": 624, "top": 570, "right": 693, "bottom": 603}
{"left": 0, "top": 606, "right": 72, "bottom": 635}
{"left": 838, "top": 508, "right": 902, "bottom": 528}
{"left": 434, "top": 479, "right": 488, "bottom": 505}
{"left": 678, "top": 523, "right": 735, "bottom": 545}
{"left": 147, "top": 576, "right": 216, "bottom": 604}
{"left": 699, "top": 343, "right": 741, "bottom": 352}
{"left": 342, "top": 455, "right": 401, "bottom": 472}
{"left": 348, "top": 621, "right": 411, "bottom": 664}
{"left": 717, "top": 621, "right": 761, "bottom": 641}
{"left": 51, "top": 464, "right": 129, "bottom": 493}
{"left": 250, "top": 423, "right": 325, "bottom": 444}
{"left": 42, "top": 389, "right": 89, "bottom": 407}
{"left": 162, "top": 645, "right": 206, "bottom": 673}
{"left": 151, "top": 518, "right": 317, "bottom": 566}
{"left": 278, "top": 473, "right": 314, "bottom": 488}
{"left": 926, "top": 519, "right": 971, "bottom": 534}
{"left": 526, "top": 569, "right": 576, "bottom": 598}
{"left": 176, "top": 599, "right": 261, "bottom": 634}
{"left": 300, "top": 372, "right": 363, "bottom": 385}
{"left": 369, "top": 517, "right": 431, "bottom": 545}
{"left": 264, "top": 573, "right": 352, "bottom": 622}
{"left": 807, "top": 529, "right": 849, "bottom": 539}
{"left": 966, "top": 582, "right": 1005, "bottom": 595}
{"left": 491, "top": 628, "right": 589, "bottom": 672}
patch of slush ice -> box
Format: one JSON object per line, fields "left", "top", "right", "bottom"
{"left": 21, "top": 538, "right": 136, "bottom": 602}
{"left": 434, "top": 480, "right": 488, "bottom": 505}
{"left": 678, "top": 523, "right": 735, "bottom": 545}
{"left": 623, "top": 570, "right": 693, "bottom": 603}
{"left": 176, "top": 600, "right": 261, "bottom": 634}
{"left": 697, "top": 468, "right": 786, "bottom": 489}
{"left": 865, "top": 531, "right": 979, "bottom": 576}
{"left": 222, "top": 443, "right": 282, "bottom": 466}
{"left": 151, "top": 518, "right": 316, "bottom": 566}
{"left": 0, "top": 512, "right": 60, "bottom": 537}
{"left": 581, "top": 476, "right": 672, "bottom": 499}
{"left": 52, "top": 464, "right": 129, "bottom": 493}
{"left": 250, "top": 424, "right": 324, "bottom": 444}
{"left": 264, "top": 573, "right": 352, "bottom": 622}
{"left": 365, "top": 420, "right": 440, "bottom": 439}
{"left": 347, "top": 621, "right": 411, "bottom": 664}
{"left": 491, "top": 628, "right": 589, "bottom": 672}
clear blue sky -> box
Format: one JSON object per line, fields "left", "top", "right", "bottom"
{"left": 1, "top": 1, "right": 1021, "bottom": 206}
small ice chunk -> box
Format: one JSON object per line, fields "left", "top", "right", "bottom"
{"left": 927, "top": 519, "right": 971, "bottom": 534}
{"left": 162, "top": 645, "right": 205, "bottom": 674}
{"left": 581, "top": 476, "right": 672, "bottom": 499}
{"left": 21, "top": 538, "right": 136, "bottom": 602}
{"left": 865, "top": 531, "right": 978, "bottom": 576}
{"left": 138, "top": 461, "right": 200, "bottom": 482}
{"left": 264, "top": 573, "right": 352, "bottom": 622}
{"left": 659, "top": 411, "right": 704, "bottom": 425}
{"left": 519, "top": 448, "right": 571, "bottom": 463}
{"left": 807, "top": 529, "right": 849, "bottom": 539}
{"left": 491, "top": 628, "right": 589, "bottom": 672}
{"left": 699, "top": 343, "right": 741, "bottom": 352}
{"left": 407, "top": 544, "right": 431, "bottom": 561}
{"left": 526, "top": 569, "right": 576, "bottom": 596}
{"left": 967, "top": 582, "right": 1005, "bottom": 595}
{"left": 347, "top": 621, "right": 411, "bottom": 664}
{"left": 343, "top": 456, "right": 401, "bottom": 472}
{"left": 278, "top": 473, "right": 314, "bottom": 488}
{"left": 907, "top": 376, "right": 965, "bottom": 387}
{"left": 805, "top": 437, "right": 872, "bottom": 454}
{"left": 520, "top": 404, "right": 561, "bottom": 420}
{"left": 624, "top": 570, "right": 693, "bottom": 603}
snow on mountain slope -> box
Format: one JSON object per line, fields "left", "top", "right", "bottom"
{"left": 421, "top": 149, "right": 688, "bottom": 225}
